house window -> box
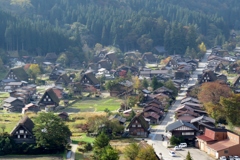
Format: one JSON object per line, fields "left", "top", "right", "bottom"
{"left": 137, "top": 132, "right": 140, "bottom": 135}
{"left": 182, "top": 132, "right": 194, "bottom": 135}
{"left": 24, "top": 135, "right": 26, "bottom": 138}
{"left": 46, "top": 95, "right": 48, "bottom": 98}
{"left": 224, "top": 150, "right": 228, "bottom": 154}
{"left": 48, "top": 99, "right": 51, "bottom": 101}
{"left": 20, "top": 130, "right": 24, "bottom": 134}
{"left": 138, "top": 124, "right": 141, "bottom": 127}
{"left": 132, "top": 124, "right": 136, "bottom": 127}
{"left": 87, "top": 81, "right": 89, "bottom": 83}
{"left": 25, "top": 131, "right": 27, "bottom": 134}
{"left": 16, "top": 131, "right": 18, "bottom": 134}
{"left": 18, "top": 135, "right": 20, "bottom": 139}
{"left": 44, "top": 99, "right": 46, "bottom": 101}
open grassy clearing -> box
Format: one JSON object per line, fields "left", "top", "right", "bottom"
{"left": 0, "top": 92, "right": 9, "bottom": 106}
{"left": 0, "top": 113, "right": 24, "bottom": 133}
{"left": 63, "top": 97, "right": 123, "bottom": 112}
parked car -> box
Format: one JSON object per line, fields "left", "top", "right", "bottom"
{"left": 179, "top": 143, "right": 187, "bottom": 148}
{"left": 219, "top": 156, "right": 227, "bottom": 160}
{"left": 174, "top": 146, "right": 182, "bottom": 151}
{"left": 228, "top": 156, "right": 234, "bottom": 160}
{"left": 169, "top": 150, "right": 176, "bottom": 157}
{"left": 234, "top": 156, "right": 240, "bottom": 160}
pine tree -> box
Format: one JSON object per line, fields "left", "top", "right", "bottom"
{"left": 185, "top": 151, "right": 193, "bottom": 160}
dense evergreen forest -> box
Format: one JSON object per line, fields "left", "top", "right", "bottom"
{"left": 0, "top": 0, "right": 240, "bottom": 57}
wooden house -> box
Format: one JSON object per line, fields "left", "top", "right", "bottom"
{"left": 109, "top": 114, "right": 126, "bottom": 125}
{"left": 38, "top": 88, "right": 60, "bottom": 107}
{"left": 70, "top": 82, "right": 82, "bottom": 95}
{"left": 97, "top": 59, "right": 111, "bottom": 70}
{"left": 10, "top": 116, "right": 35, "bottom": 144}
{"left": 142, "top": 52, "right": 157, "bottom": 64}
{"left": 3, "top": 97, "right": 25, "bottom": 112}
{"left": 109, "top": 80, "right": 133, "bottom": 97}
{"left": 196, "top": 128, "right": 240, "bottom": 159}
{"left": 142, "top": 112, "right": 161, "bottom": 124}
{"left": 22, "top": 103, "right": 40, "bottom": 114}
{"left": 104, "top": 52, "right": 120, "bottom": 65}
{"left": 80, "top": 71, "right": 100, "bottom": 89}
{"left": 49, "top": 65, "right": 65, "bottom": 80}
{"left": 5, "top": 67, "right": 28, "bottom": 82}
{"left": 58, "top": 112, "right": 69, "bottom": 121}
{"left": 190, "top": 116, "right": 215, "bottom": 133}
{"left": 55, "top": 73, "right": 71, "bottom": 86}
{"left": 166, "top": 120, "right": 199, "bottom": 143}
{"left": 45, "top": 52, "right": 58, "bottom": 62}
{"left": 232, "top": 75, "right": 240, "bottom": 90}
{"left": 127, "top": 114, "right": 150, "bottom": 138}
{"left": 198, "top": 70, "right": 217, "bottom": 84}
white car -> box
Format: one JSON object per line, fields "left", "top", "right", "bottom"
{"left": 234, "top": 156, "right": 240, "bottom": 160}
{"left": 229, "top": 156, "right": 234, "bottom": 160}
{"left": 179, "top": 143, "right": 187, "bottom": 148}
{"left": 219, "top": 156, "right": 227, "bottom": 160}
{"left": 174, "top": 146, "right": 182, "bottom": 151}
{"left": 169, "top": 150, "right": 176, "bottom": 157}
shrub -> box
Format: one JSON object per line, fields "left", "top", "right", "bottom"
{"left": 84, "top": 143, "right": 93, "bottom": 151}
{"left": 77, "top": 146, "right": 85, "bottom": 152}
{"left": 78, "top": 141, "right": 87, "bottom": 145}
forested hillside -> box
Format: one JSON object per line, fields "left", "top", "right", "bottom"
{"left": 0, "top": 0, "right": 240, "bottom": 57}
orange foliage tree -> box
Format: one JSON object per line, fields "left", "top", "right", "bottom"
{"left": 198, "top": 82, "right": 233, "bottom": 120}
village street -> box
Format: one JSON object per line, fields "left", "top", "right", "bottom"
{"left": 147, "top": 50, "right": 215, "bottom": 160}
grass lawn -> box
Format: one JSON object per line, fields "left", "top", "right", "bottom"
{"left": 0, "top": 113, "right": 23, "bottom": 133}
{"left": 0, "top": 92, "right": 9, "bottom": 106}
{"left": 71, "top": 133, "right": 95, "bottom": 144}
{"left": 63, "top": 97, "right": 123, "bottom": 112}
{"left": 0, "top": 113, "right": 37, "bottom": 133}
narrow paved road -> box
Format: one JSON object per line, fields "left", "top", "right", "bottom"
{"left": 147, "top": 50, "right": 214, "bottom": 160}
{"left": 69, "top": 144, "right": 78, "bottom": 160}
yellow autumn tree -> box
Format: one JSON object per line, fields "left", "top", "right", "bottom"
{"left": 28, "top": 64, "right": 41, "bottom": 80}
{"left": 160, "top": 56, "right": 171, "bottom": 65}
{"left": 132, "top": 76, "right": 141, "bottom": 93}
{"left": 198, "top": 42, "right": 206, "bottom": 53}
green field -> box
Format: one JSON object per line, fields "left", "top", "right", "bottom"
{"left": 0, "top": 113, "right": 23, "bottom": 133}
{"left": 71, "top": 133, "right": 95, "bottom": 144}
{"left": 63, "top": 97, "right": 123, "bottom": 112}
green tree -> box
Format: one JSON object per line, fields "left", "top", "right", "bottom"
{"left": 185, "top": 151, "right": 193, "bottom": 160}
{"left": 100, "top": 145, "right": 119, "bottom": 160}
{"left": 0, "top": 132, "right": 13, "bottom": 155}
{"left": 112, "top": 60, "right": 117, "bottom": 70}
{"left": 142, "top": 78, "right": 149, "bottom": 89}
{"left": 220, "top": 94, "right": 240, "bottom": 126}
{"left": 137, "top": 145, "right": 158, "bottom": 160}
{"left": 33, "top": 112, "right": 71, "bottom": 150}
{"left": 169, "top": 135, "right": 180, "bottom": 145}
{"left": 94, "top": 132, "right": 110, "bottom": 149}
{"left": 151, "top": 76, "right": 163, "bottom": 90}
{"left": 164, "top": 80, "right": 178, "bottom": 97}
{"left": 0, "top": 124, "right": 6, "bottom": 133}
{"left": 56, "top": 53, "right": 68, "bottom": 66}
{"left": 124, "top": 143, "right": 139, "bottom": 160}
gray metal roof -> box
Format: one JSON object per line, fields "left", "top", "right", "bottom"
{"left": 166, "top": 120, "right": 198, "bottom": 131}
{"left": 4, "top": 97, "right": 17, "bottom": 103}
{"left": 190, "top": 115, "right": 215, "bottom": 124}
